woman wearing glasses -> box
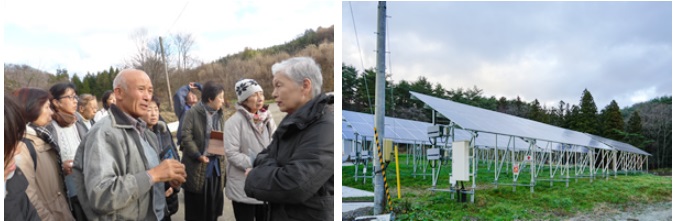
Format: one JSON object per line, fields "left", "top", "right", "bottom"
{"left": 48, "top": 82, "right": 89, "bottom": 220}
{"left": 13, "top": 88, "right": 74, "bottom": 221}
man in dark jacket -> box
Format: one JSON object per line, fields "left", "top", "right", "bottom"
{"left": 245, "top": 57, "right": 334, "bottom": 221}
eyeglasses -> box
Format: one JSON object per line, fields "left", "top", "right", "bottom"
{"left": 59, "top": 95, "right": 79, "bottom": 101}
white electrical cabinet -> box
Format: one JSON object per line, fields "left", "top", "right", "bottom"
{"left": 449, "top": 141, "right": 470, "bottom": 182}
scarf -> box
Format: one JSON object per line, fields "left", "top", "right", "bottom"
{"left": 52, "top": 111, "right": 77, "bottom": 128}
{"left": 28, "top": 123, "right": 71, "bottom": 208}
{"left": 238, "top": 105, "right": 270, "bottom": 133}
{"left": 201, "top": 102, "right": 222, "bottom": 131}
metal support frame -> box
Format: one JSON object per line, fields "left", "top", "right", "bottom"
{"left": 353, "top": 135, "right": 373, "bottom": 184}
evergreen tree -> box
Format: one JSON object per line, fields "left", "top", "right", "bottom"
{"left": 81, "top": 78, "right": 92, "bottom": 95}
{"left": 575, "top": 89, "right": 599, "bottom": 135}
{"left": 342, "top": 64, "right": 359, "bottom": 111}
{"left": 567, "top": 105, "right": 580, "bottom": 130}
{"left": 393, "top": 80, "right": 411, "bottom": 108}
{"left": 601, "top": 100, "right": 625, "bottom": 140}
{"left": 447, "top": 87, "right": 464, "bottom": 103}
{"left": 510, "top": 96, "right": 525, "bottom": 118}
{"left": 433, "top": 83, "right": 446, "bottom": 98}
{"left": 84, "top": 74, "right": 98, "bottom": 97}
{"left": 627, "top": 110, "right": 642, "bottom": 134}
{"left": 497, "top": 96, "right": 509, "bottom": 113}
{"left": 71, "top": 74, "right": 84, "bottom": 93}
{"left": 354, "top": 69, "right": 376, "bottom": 113}
{"left": 556, "top": 100, "right": 566, "bottom": 127}
{"left": 410, "top": 76, "right": 432, "bottom": 95}
{"left": 528, "top": 99, "right": 546, "bottom": 123}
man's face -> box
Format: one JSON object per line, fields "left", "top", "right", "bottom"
{"left": 186, "top": 92, "right": 198, "bottom": 107}
{"left": 115, "top": 71, "right": 153, "bottom": 118}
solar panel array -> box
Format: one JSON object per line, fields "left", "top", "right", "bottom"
{"left": 343, "top": 110, "right": 595, "bottom": 153}
{"left": 588, "top": 134, "right": 651, "bottom": 156}
{"left": 410, "top": 91, "right": 613, "bottom": 150}
{"left": 342, "top": 110, "right": 472, "bottom": 144}
{"left": 410, "top": 91, "right": 651, "bottom": 155}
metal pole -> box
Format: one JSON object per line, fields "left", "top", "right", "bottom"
{"left": 589, "top": 148, "right": 594, "bottom": 183}
{"left": 549, "top": 142, "right": 553, "bottom": 187}
{"left": 373, "top": 1, "right": 387, "bottom": 215}
{"left": 159, "top": 37, "right": 174, "bottom": 113}
{"left": 355, "top": 133, "right": 359, "bottom": 182}
{"left": 494, "top": 134, "right": 498, "bottom": 188}
{"left": 395, "top": 144, "right": 401, "bottom": 199}
{"left": 614, "top": 150, "right": 618, "bottom": 178}
{"left": 530, "top": 140, "right": 535, "bottom": 193}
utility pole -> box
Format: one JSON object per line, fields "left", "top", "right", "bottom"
{"left": 159, "top": 36, "right": 174, "bottom": 112}
{"left": 373, "top": 1, "right": 387, "bottom": 215}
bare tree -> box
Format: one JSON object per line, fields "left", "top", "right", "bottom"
{"left": 173, "top": 32, "right": 196, "bottom": 71}
{"left": 126, "top": 28, "right": 175, "bottom": 102}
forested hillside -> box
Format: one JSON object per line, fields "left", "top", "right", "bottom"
{"left": 5, "top": 26, "right": 334, "bottom": 105}
{"left": 342, "top": 64, "right": 672, "bottom": 169}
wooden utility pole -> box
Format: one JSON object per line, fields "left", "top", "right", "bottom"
{"left": 159, "top": 36, "right": 174, "bottom": 112}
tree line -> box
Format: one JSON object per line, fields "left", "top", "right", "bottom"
{"left": 5, "top": 26, "right": 334, "bottom": 113}
{"left": 342, "top": 64, "right": 672, "bottom": 169}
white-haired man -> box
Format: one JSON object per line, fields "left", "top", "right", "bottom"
{"left": 245, "top": 57, "right": 334, "bottom": 221}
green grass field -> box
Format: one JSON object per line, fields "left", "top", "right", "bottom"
{"left": 342, "top": 155, "right": 671, "bottom": 220}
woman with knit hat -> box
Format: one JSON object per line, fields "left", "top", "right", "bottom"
{"left": 223, "top": 79, "right": 276, "bottom": 221}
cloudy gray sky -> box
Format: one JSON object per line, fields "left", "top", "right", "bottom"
{"left": 342, "top": 1, "right": 671, "bottom": 110}
{"left": 4, "top": 0, "right": 334, "bottom": 77}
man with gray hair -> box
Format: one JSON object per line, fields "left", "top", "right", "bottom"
{"left": 72, "top": 69, "right": 187, "bottom": 221}
{"left": 245, "top": 56, "right": 334, "bottom": 220}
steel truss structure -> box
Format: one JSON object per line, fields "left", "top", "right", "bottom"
{"left": 408, "top": 91, "right": 651, "bottom": 202}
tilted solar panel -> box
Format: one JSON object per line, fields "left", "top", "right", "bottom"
{"left": 410, "top": 91, "right": 612, "bottom": 150}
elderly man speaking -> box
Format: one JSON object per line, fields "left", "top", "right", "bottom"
{"left": 72, "top": 69, "right": 187, "bottom": 221}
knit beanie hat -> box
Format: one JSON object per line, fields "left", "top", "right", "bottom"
{"left": 235, "top": 79, "right": 263, "bottom": 103}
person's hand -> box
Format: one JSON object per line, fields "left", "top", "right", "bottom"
{"left": 199, "top": 156, "right": 209, "bottom": 164}
{"left": 62, "top": 160, "right": 74, "bottom": 175}
{"left": 245, "top": 168, "right": 252, "bottom": 177}
{"left": 165, "top": 187, "right": 173, "bottom": 197}
{"left": 148, "top": 159, "right": 186, "bottom": 183}
{"left": 170, "top": 180, "right": 182, "bottom": 189}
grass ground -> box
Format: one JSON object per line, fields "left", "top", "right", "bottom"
{"left": 343, "top": 155, "right": 672, "bottom": 220}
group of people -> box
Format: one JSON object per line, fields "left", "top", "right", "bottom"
{"left": 4, "top": 56, "right": 334, "bottom": 221}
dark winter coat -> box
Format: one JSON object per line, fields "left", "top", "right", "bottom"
{"left": 244, "top": 93, "right": 334, "bottom": 221}
{"left": 4, "top": 167, "right": 41, "bottom": 221}
{"left": 180, "top": 102, "right": 228, "bottom": 193}
{"left": 151, "top": 120, "right": 180, "bottom": 217}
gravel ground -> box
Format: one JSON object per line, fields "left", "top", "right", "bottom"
{"left": 566, "top": 201, "right": 672, "bottom": 221}
{"left": 169, "top": 103, "right": 286, "bottom": 221}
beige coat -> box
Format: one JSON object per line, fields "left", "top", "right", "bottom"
{"left": 223, "top": 106, "right": 275, "bottom": 204}
{"left": 18, "top": 126, "right": 75, "bottom": 221}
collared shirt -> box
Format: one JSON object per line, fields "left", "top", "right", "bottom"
{"left": 121, "top": 110, "right": 165, "bottom": 220}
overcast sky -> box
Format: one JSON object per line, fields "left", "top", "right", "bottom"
{"left": 4, "top": 0, "right": 334, "bottom": 76}
{"left": 342, "top": 1, "right": 671, "bottom": 110}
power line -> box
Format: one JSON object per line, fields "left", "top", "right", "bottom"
{"left": 349, "top": 2, "right": 373, "bottom": 114}
{"left": 167, "top": 1, "right": 191, "bottom": 35}
{"left": 349, "top": 2, "right": 366, "bottom": 71}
